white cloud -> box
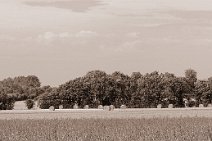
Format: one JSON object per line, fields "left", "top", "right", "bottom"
{"left": 38, "top": 30, "right": 98, "bottom": 42}
{"left": 99, "top": 39, "right": 142, "bottom": 53}
{"left": 126, "top": 32, "right": 140, "bottom": 38}
{"left": 39, "top": 32, "right": 57, "bottom": 40}
{"left": 75, "top": 30, "right": 98, "bottom": 38}
{"left": 58, "top": 32, "right": 70, "bottom": 38}
{"left": 37, "top": 32, "right": 71, "bottom": 44}
{"left": 116, "top": 40, "right": 142, "bottom": 52}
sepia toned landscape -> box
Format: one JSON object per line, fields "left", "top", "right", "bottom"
{"left": 1, "top": 117, "right": 212, "bottom": 141}
{"left": 1, "top": 0, "right": 212, "bottom": 141}
{"left": 1, "top": 69, "right": 212, "bottom": 141}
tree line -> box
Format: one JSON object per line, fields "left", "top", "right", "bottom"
{"left": 0, "top": 69, "right": 212, "bottom": 110}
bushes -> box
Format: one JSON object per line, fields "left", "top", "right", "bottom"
{"left": 0, "top": 94, "right": 15, "bottom": 110}
{"left": 38, "top": 99, "right": 61, "bottom": 109}
{"left": 25, "top": 99, "right": 35, "bottom": 109}
{"left": 37, "top": 88, "right": 62, "bottom": 109}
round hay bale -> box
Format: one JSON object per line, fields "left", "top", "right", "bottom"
{"left": 199, "top": 104, "right": 204, "bottom": 107}
{"left": 49, "top": 106, "right": 55, "bottom": 111}
{"left": 157, "top": 104, "right": 162, "bottom": 108}
{"left": 98, "top": 105, "right": 103, "bottom": 109}
{"left": 120, "top": 105, "right": 127, "bottom": 109}
{"left": 103, "top": 106, "right": 110, "bottom": 111}
{"left": 207, "top": 104, "right": 212, "bottom": 107}
{"left": 84, "top": 105, "right": 89, "bottom": 109}
{"left": 59, "top": 105, "right": 63, "bottom": 109}
{"left": 168, "top": 104, "right": 174, "bottom": 108}
{"left": 109, "top": 105, "right": 115, "bottom": 111}
{"left": 73, "top": 104, "right": 79, "bottom": 109}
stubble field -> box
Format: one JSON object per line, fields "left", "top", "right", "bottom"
{"left": 1, "top": 108, "right": 212, "bottom": 141}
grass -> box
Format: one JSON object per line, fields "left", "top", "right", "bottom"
{"left": 0, "top": 117, "right": 212, "bottom": 141}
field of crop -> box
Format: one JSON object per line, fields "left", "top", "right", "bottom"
{"left": 1, "top": 108, "right": 212, "bottom": 141}
{"left": 0, "top": 117, "right": 212, "bottom": 141}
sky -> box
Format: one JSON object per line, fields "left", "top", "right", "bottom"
{"left": 1, "top": 0, "right": 212, "bottom": 86}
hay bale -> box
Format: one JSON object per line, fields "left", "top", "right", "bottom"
{"left": 120, "top": 105, "right": 127, "bottom": 109}
{"left": 199, "top": 104, "right": 204, "bottom": 107}
{"left": 208, "top": 104, "right": 212, "bottom": 107}
{"left": 84, "top": 105, "right": 89, "bottom": 109}
{"left": 157, "top": 104, "right": 162, "bottom": 108}
{"left": 73, "top": 104, "right": 79, "bottom": 109}
{"left": 109, "top": 105, "right": 115, "bottom": 111}
{"left": 59, "top": 105, "right": 63, "bottom": 109}
{"left": 49, "top": 106, "right": 55, "bottom": 111}
{"left": 168, "top": 104, "right": 174, "bottom": 108}
{"left": 103, "top": 106, "right": 110, "bottom": 111}
{"left": 98, "top": 105, "right": 103, "bottom": 109}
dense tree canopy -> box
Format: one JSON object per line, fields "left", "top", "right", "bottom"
{"left": 0, "top": 76, "right": 48, "bottom": 110}
{"left": 37, "top": 69, "right": 212, "bottom": 109}
{"left": 1, "top": 69, "right": 212, "bottom": 110}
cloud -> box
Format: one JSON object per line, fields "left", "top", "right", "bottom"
{"left": 24, "top": 0, "right": 104, "bottom": 12}
{"left": 38, "top": 32, "right": 57, "bottom": 40}
{"left": 38, "top": 30, "right": 97, "bottom": 41}
{"left": 99, "top": 39, "right": 142, "bottom": 53}
{"left": 75, "top": 30, "right": 98, "bottom": 38}
{"left": 116, "top": 40, "right": 142, "bottom": 52}
{"left": 126, "top": 32, "right": 140, "bottom": 38}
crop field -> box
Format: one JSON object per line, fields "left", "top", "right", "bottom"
{"left": 1, "top": 108, "right": 212, "bottom": 141}
{"left": 0, "top": 117, "right": 212, "bottom": 141}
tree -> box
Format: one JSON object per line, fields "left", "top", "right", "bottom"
{"left": 129, "top": 72, "right": 142, "bottom": 108}
{"left": 130, "top": 72, "right": 142, "bottom": 96}
{"left": 110, "top": 71, "right": 131, "bottom": 107}
{"left": 38, "top": 88, "right": 60, "bottom": 109}
{"left": 160, "top": 73, "right": 177, "bottom": 107}
{"left": 159, "top": 73, "right": 193, "bottom": 108}
{"left": 195, "top": 80, "right": 209, "bottom": 106}
{"left": 0, "top": 92, "right": 15, "bottom": 110}
{"left": 14, "top": 75, "right": 41, "bottom": 88}
{"left": 173, "top": 77, "right": 192, "bottom": 107}
{"left": 134, "top": 71, "right": 164, "bottom": 108}
{"left": 83, "top": 70, "right": 108, "bottom": 107}
{"left": 194, "top": 78, "right": 212, "bottom": 106}
{"left": 131, "top": 72, "right": 142, "bottom": 80}
{"left": 208, "top": 77, "right": 212, "bottom": 90}
{"left": 23, "top": 69, "right": 210, "bottom": 109}
{"left": 25, "top": 99, "right": 35, "bottom": 109}
{"left": 0, "top": 75, "right": 42, "bottom": 101}
{"left": 185, "top": 69, "right": 197, "bottom": 88}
